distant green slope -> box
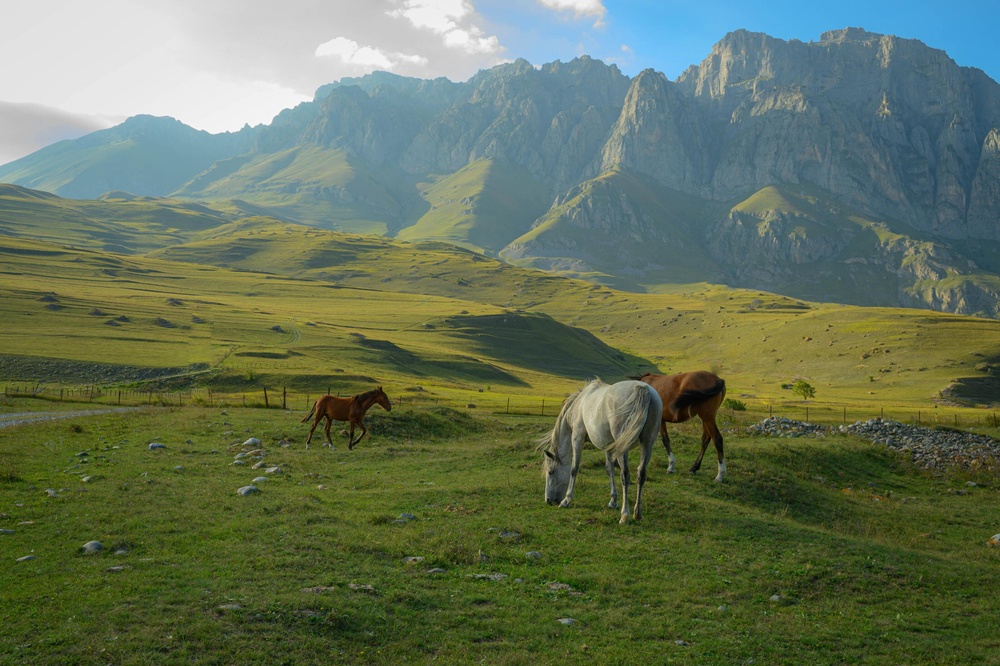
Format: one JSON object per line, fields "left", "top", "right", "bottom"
{"left": 502, "top": 168, "right": 719, "bottom": 289}
{"left": 0, "top": 183, "right": 237, "bottom": 254}
{"left": 0, "top": 115, "right": 240, "bottom": 198}
{"left": 397, "top": 159, "right": 551, "bottom": 254}
{"left": 174, "top": 144, "right": 417, "bottom": 233}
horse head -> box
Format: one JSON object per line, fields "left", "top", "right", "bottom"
{"left": 539, "top": 437, "right": 570, "bottom": 505}
{"left": 375, "top": 386, "right": 392, "bottom": 412}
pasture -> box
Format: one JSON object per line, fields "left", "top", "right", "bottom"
{"left": 2, "top": 401, "right": 999, "bottom": 664}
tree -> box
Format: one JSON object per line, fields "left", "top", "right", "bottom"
{"left": 791, "top": 379, "right": 816, "bottom": 401}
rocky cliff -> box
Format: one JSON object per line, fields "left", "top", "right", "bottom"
{"left": 2, "top": 28, "right": 999, "bottom": 317}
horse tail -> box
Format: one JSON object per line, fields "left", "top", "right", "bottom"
{"left": 300, "top": 401, "right": 317, "bottom": 423}
{"left": 609, "top": 384, "right": 654, "bottom": 460}
{"left": 670, "top": 378, "right": 726, "bottom": 412}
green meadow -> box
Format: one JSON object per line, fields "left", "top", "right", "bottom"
{"left": 2, "top": 186, "right": 1000, "bottom": 663}
{"left": 1, "top": 403, "right": 999, "bottom": 664}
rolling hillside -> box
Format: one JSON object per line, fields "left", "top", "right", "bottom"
{"left": 1, "top": 187, "right": 997, "bottom": 408}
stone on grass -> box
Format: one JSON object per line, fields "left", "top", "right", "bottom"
{"left": 556, "top": 618, "right": 576, "bottom": 625}
{"left": 82, "top": 541, "right": 103, "bottom": 554}
{"left": 402, "top": 556, "right": 424, "bottom": 565}
{"left": 17, "top": 555, "right": 36, "bottom": 562}
{"left": 252, "top": 476, "right": 268, "bottom": 483}
{"left": 243, "top": 438, "right": 261, "bottom": 447}
{"left": 236, "top": 485, "right": 260, "bottom": 496}
{"left": 394, "top": 513, "right": 417, "bottom": 524}
{"left": 0, "top": 529, "right": 15, "bottom": 535}
{"left": 265, "top": 466, "right": 283, "bottom": 475}
{"left": 148, "top": 442, "right": 166, "bottom": 450}
{"left": 526, "top": 551, "right": 543, "bottom": 560}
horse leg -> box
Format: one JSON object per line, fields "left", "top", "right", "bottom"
{"left": 559, "top": 435, "right": 586, "bottom": 508}
{"left": 633, "top": 442, "right": 652, "bottom": 522}
{"left": 661, "top": 422, "right": 676, "bottom": 473}
{"left": 323, "top": 417, "right": 335, "bottom": 447}
{"left": 618, "top": 451, "right": 632, "bottom": 524}
{"left": 705, "top": 417, "right": 726, "bottom": 482}
{"left": 349, "top": 421, "right": 367, "bottom": 450}
{"left": 604, "top": 452, "right": 619, "bottom": 510}
{"left": 690, "top": 422, "right": 710, "bottom": 474}
{"left": 305, "top": 416, "right": 322, "bottom": 449}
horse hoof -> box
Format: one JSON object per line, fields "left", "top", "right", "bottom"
{"left": 608, "top": 501, "right": 619, "bottom": 510}
{"left": 666, "top": 466, "right": 675, "bottom": 474}
{"left": 619, "top": 515, "right": 629, "bottom": 525}
{"left": 558, "top": 499, "right": 571, "bottom": 508}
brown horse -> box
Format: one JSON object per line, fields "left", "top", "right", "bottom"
{"left": 301, "top": 386, "right": 392, "bottom": 449}
{"left": 636, "top": 371, "right": 727, "bottom": 481}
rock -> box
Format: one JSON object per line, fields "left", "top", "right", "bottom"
{"left": 526, "top": 551, "right": 543, "bottom": 560}
{"left": 469, "top": 573, "right": 508, "bottom": 581}
{"left": 252, "top": 477, "right": 268, "bottom": 483}
{"left": 427, "top": 568, "right": 446, "bottom": 574}
{"left": 82, "top": 540, "right": 103, "bottom": 554}
{"left": 403, "top": 556, "right": 425, "bottom": 564}
{"left": 348, "top": 583, "right": 376, "bottom": 593}
{"left": 243, "top": 438, "right": 261, "bottom": 447}
{"left": 16, "top": 555, "right": 36, "bottom": 562}
{"left": 265, "top": 466, "right": 283, "bottom": 475}
{"left": 148, "top": 442, "right": 166, "bottom": 450}
{"left": 395, "top": 513, "right": 417, "bottom": 524}
{"left": 45, "top": 488, "right": 58, "bottom": 497}
{"left": 0, "top": 529, "right": 14, "bottom": 535}
{"left": 236, "top": 485, "right": 260, "bottom": 496}
{"left": 300, "top": 586, "right": 337, "bottom": 593}
{"left": 557, "top": 618, "right": 577, "bottom": 625}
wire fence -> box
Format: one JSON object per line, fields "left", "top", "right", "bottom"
{"left": 3, "top": 383, "right": 999, "bottom": 430}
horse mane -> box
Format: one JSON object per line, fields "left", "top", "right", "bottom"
{"left": 354, "top": 387, "right": 382, "bottom": 402}
{"left": 535, "top": 386, "right": 586, "bottom": 455}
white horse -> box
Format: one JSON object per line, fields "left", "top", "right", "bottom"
{"left": 539, "top": 379, "right": 663, "bottom": 524}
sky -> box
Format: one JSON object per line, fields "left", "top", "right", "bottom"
{"left": 1, "top": 0, "right": 997, "bottom": 167}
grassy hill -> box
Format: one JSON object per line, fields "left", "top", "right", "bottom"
{"left": 1, "top": 186, "right": 999, "bottom": 409}
{"left": 397, "top": 159, "right": 552, "bottom": 254}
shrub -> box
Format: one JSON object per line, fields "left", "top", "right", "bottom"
{"left": 723, "top": 398, "right": 747, "bottom": 411}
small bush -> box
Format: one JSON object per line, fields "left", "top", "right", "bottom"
{"left": 723, "top": 398, "right": 747, "bottom": 412}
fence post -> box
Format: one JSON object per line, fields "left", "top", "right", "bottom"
{"left": 506, "top": 397, "right": 510, "bottom": 415}
{"left": 283, "top": 387, "right": 287, "bottom": 410}
{"left": 843, "top": 407, "right": 846, "bottom": 424}
{"left": 263, "top": 386, "right": 269, "bottom": 408}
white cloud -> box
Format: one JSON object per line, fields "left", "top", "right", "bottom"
{"left": 538, "top": 0, "right": 607, "bottom": 27}
{"left": 315, "top": 36, "right": 430, "bottom": 71}
{"left": 388, "top": 0, "right": 502, "bottom": 55}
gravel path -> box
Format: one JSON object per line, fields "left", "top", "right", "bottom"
{"left": 0, "top": 408, "right": 141, "bottom": 429}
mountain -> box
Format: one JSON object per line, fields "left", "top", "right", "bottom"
{"left": 2, "top": 29, "right": 1000, "bottom": 317}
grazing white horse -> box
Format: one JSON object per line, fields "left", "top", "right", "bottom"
{"left": 538, "top": 379, "right": 663, "bottom": 524}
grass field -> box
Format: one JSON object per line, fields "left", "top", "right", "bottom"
{"left": 1, "top": 402, "right": 999, "bottom": 664}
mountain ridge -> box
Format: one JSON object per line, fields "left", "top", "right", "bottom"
{"left": 2, "top": 28, "right": 999, "bottom": 317}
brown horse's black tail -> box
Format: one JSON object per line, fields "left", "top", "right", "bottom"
{"left": 671, "top": 379, "right": 726, "bottom": 412}
{"left": 300, "top": 403, "right": 316, "bottom": 423}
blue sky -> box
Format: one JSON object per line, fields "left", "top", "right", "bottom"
{"left": 0, "top": 0, "right": 995, "bottom": 167}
